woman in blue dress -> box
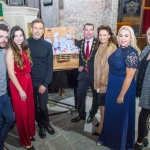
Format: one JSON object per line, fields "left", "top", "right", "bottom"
{"left": 97, "top": 26, "right": 140, "bottom": 150}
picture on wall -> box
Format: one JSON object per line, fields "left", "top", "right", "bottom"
{"left": 122, "top": 0, "right": 142, "bottom": 36}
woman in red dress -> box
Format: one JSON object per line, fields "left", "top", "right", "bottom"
{"left": 6, "top": 26, "right": 35, "bottom": 150}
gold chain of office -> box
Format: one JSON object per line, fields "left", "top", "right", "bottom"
{"left": 80, "top": 39, "right": 96, "bottom": 69}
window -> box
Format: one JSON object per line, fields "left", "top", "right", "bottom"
{"left": 7, "top": 0, "right": 25, "bottom": 6}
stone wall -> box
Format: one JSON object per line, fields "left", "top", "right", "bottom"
{"left": 25, "top": 0, "right": 39, "bottom": 9}
{"left": 63, "top": 0, "right": 119, "bottom": 40}
{"left": 40, "top": 0, "right": 59, "bottom": 27}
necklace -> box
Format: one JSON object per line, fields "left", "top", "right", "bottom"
{"left": 80, "top": 39, "right": 96, "bottom": 71}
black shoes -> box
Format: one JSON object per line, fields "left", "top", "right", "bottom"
{"left": 134, "top": 143, "right": 143, "bottom": 150}
{"left": 92, "top": 131, "right": 100, "bottom": 136}
{"left": 87, "top": 115, "right": 94, "bottom": 123}
{"left": 71, "top": 115, "right": 94, "bottom": 123}
{"left": 39, "top": 124, "right": 55, "bottom": 138}
{"left": 30, "top": 137, "right": 36, "bottom": 141}
{"left": 26, "top": 145, "right": 35, "bottom": 150}
{"left": 143, "top": 138, "right": 149, "bottom": 147}
{"left": 45, "top": 124, "right": 55, "bottom": 135}
{"left": 95, "top": 122, "right": 99, "bottom": 127}
{"left": 71, "top": 116, "right": 86, "bottom": 122}
{"left": 39, "top": 127, "right": 46, "bottom": 139}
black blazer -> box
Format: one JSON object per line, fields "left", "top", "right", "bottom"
{"left": 77, "top": 38, "right": 97, "bottom": 81}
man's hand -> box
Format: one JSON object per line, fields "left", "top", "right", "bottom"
{"left": 38, "top": 85, "right": 46, "bottom": 94}
{"left": 78, "top": 66, "right": 84, "bottom": 72}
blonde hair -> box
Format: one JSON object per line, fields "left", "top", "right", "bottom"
{"left": 117, "top": 26, "right": 141, "bottom": 55}
{"left": 146, "top": 27, "right": 150, "bottom": 45}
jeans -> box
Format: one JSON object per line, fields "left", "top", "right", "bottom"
{"left": 0, "top": 93, "right": 15, "bottom": 150}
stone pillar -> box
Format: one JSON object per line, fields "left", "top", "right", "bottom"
{"left": 40, "top": 0, "right": 59, "bottom": 27}
{"left": 0, "top": 1, "right": 39, "bottom": 37}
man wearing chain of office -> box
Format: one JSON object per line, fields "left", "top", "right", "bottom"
{"left": 71, "top": 23, "right": 98, "bottom": 123}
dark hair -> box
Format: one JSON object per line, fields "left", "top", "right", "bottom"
{"left": 83, "top": 23, "right": 94, "bottom": 30}
{"left": 0, "top": 24, "right": 9, "bottom": 32}
{"left": 31, "top": 19, "right": 45, "bottom": 28}
{"left": 96, "top": 25, "right": 117, "bottom": 49}
{"left": 9, "top": 26, "right": 32, "bottom": 69}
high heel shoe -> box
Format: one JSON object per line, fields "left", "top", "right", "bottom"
{"left": 95, "top": 122, "right": 99, "bottom": 127}
{"left": 30, "top": 137, "right": 36, "bottom": 141}
{"left": 143, "top": 138, "right": 149, "bottom": 147}
{"left": 92, "top": 131, "right": 100, "bottom": 136}
{"left": 134, "top": 143, "right": 143, "bottom": 150}
{"left": 26, "top": 145, "right": 35, "bottom": 150}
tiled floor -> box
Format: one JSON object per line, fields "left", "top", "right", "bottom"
{"left": 4, "top": 89, "right": 150, "bottom": 150}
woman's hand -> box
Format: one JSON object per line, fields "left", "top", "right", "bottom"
{"left": 99, "top": 85, "right": 106, "bottom": 93}
{"left": 117, "top": 95, "right": 124, "bottom": 104}
{"left": 19, "top": 90, "right": 27, "bottom": 101}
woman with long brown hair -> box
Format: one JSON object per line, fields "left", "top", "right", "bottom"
{"left": 6, "top": 26, "right": 35, "bottom": 150}
{"left": 93, "top": 25, "right": 117, "bottom": 135}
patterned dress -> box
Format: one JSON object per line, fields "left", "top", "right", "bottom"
{"left": 99, "top": 46, "right": 139, "bottom": 150}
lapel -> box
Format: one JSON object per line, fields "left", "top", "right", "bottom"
{"left": 82, "top": 38, "right": 96, "bottom": 58}
{"left": 81, "top": 39, "right": 86, "bottom": 59}
{"left": 141, "top": 45, "right": 150, "bottom": 60}
{"left": 90, "top": 38, "right": 96, "bottom": 55}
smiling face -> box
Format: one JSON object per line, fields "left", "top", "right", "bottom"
{"left": 31, "top": 22, "right": 44, "bottom": 40}
{"left": 13, "top": 30, "right": 24, "bottom": 47}
{"left": 83, "top": 25, "right": 94, "bottom": 40}
{"left": 99, "top": 29, "right": 110, "bottom": 44}
{"left": 118, "top": 29, "right": 132, "bottom": 47}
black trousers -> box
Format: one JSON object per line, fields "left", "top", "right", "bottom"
{"left": 77, "top": 73, "right": 98, "bottom": 117}
{"left": 137, "top": 107, "right": 150, "bottom": 143}
{"left": 33, "top": 83, "right": 49, "bottom": 128}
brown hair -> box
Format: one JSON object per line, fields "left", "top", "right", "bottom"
{"left": 31, "top": 19, "right": 45, "bottom": 28}
{"left": 96, "top": 25, "right": 117, "bottom": 49}
{"left": 9, "top": 26, "right": 32, "bottom": 69}
{"left": 83, "top": 23, "right": 94, "bottom": 30}
{"left": 146, "top": 26, "right": 150, "bottom": 45}
{"left": 0, "top": 24, "right": 9, "bottom": 32}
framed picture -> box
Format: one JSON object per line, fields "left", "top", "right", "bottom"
{"left": 118, "top": 0, "right": 142, "bottom": 36}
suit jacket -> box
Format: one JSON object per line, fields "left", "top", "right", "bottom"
{"left": 77, "top": 38, "right": 97, "bottom": 81}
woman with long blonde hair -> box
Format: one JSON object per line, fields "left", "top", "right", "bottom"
{"left": 98, "top": 26, "right": 140, "bottom": 150}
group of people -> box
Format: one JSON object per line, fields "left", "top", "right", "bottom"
{"left": 0, "top": 19, "right": 55, "bottom": 150}
{"left": 71, "top": 23, "right": 150, "bottom": 150}
{"left": 0, "top": 19, "right": 150, "bottom": 150}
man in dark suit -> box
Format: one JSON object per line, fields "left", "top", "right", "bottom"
{"left": 71, "top": 23, "right": 98, "bottom": 123}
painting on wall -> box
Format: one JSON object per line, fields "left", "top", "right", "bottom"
{"left": 122, "top": 0, "right": 142, "bottom": 36}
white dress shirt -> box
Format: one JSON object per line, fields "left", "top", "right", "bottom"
{"left": 84, "top": 37, "right": 94, "bottom": 54}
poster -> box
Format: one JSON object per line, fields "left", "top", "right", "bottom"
{"left": 122, "top": 0, "right": 142, "bottom": 36}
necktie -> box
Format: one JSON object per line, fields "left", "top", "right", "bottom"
{"left": 86, "top": 41, "right": 90, "bottom": 59}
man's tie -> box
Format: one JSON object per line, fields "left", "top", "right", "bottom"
{"left": 86, "top": 41, "right": 90, "bottom": 59}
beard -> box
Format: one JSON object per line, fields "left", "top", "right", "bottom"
{"left": 0, "top": 42, "right": 7, "bottom": 49}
